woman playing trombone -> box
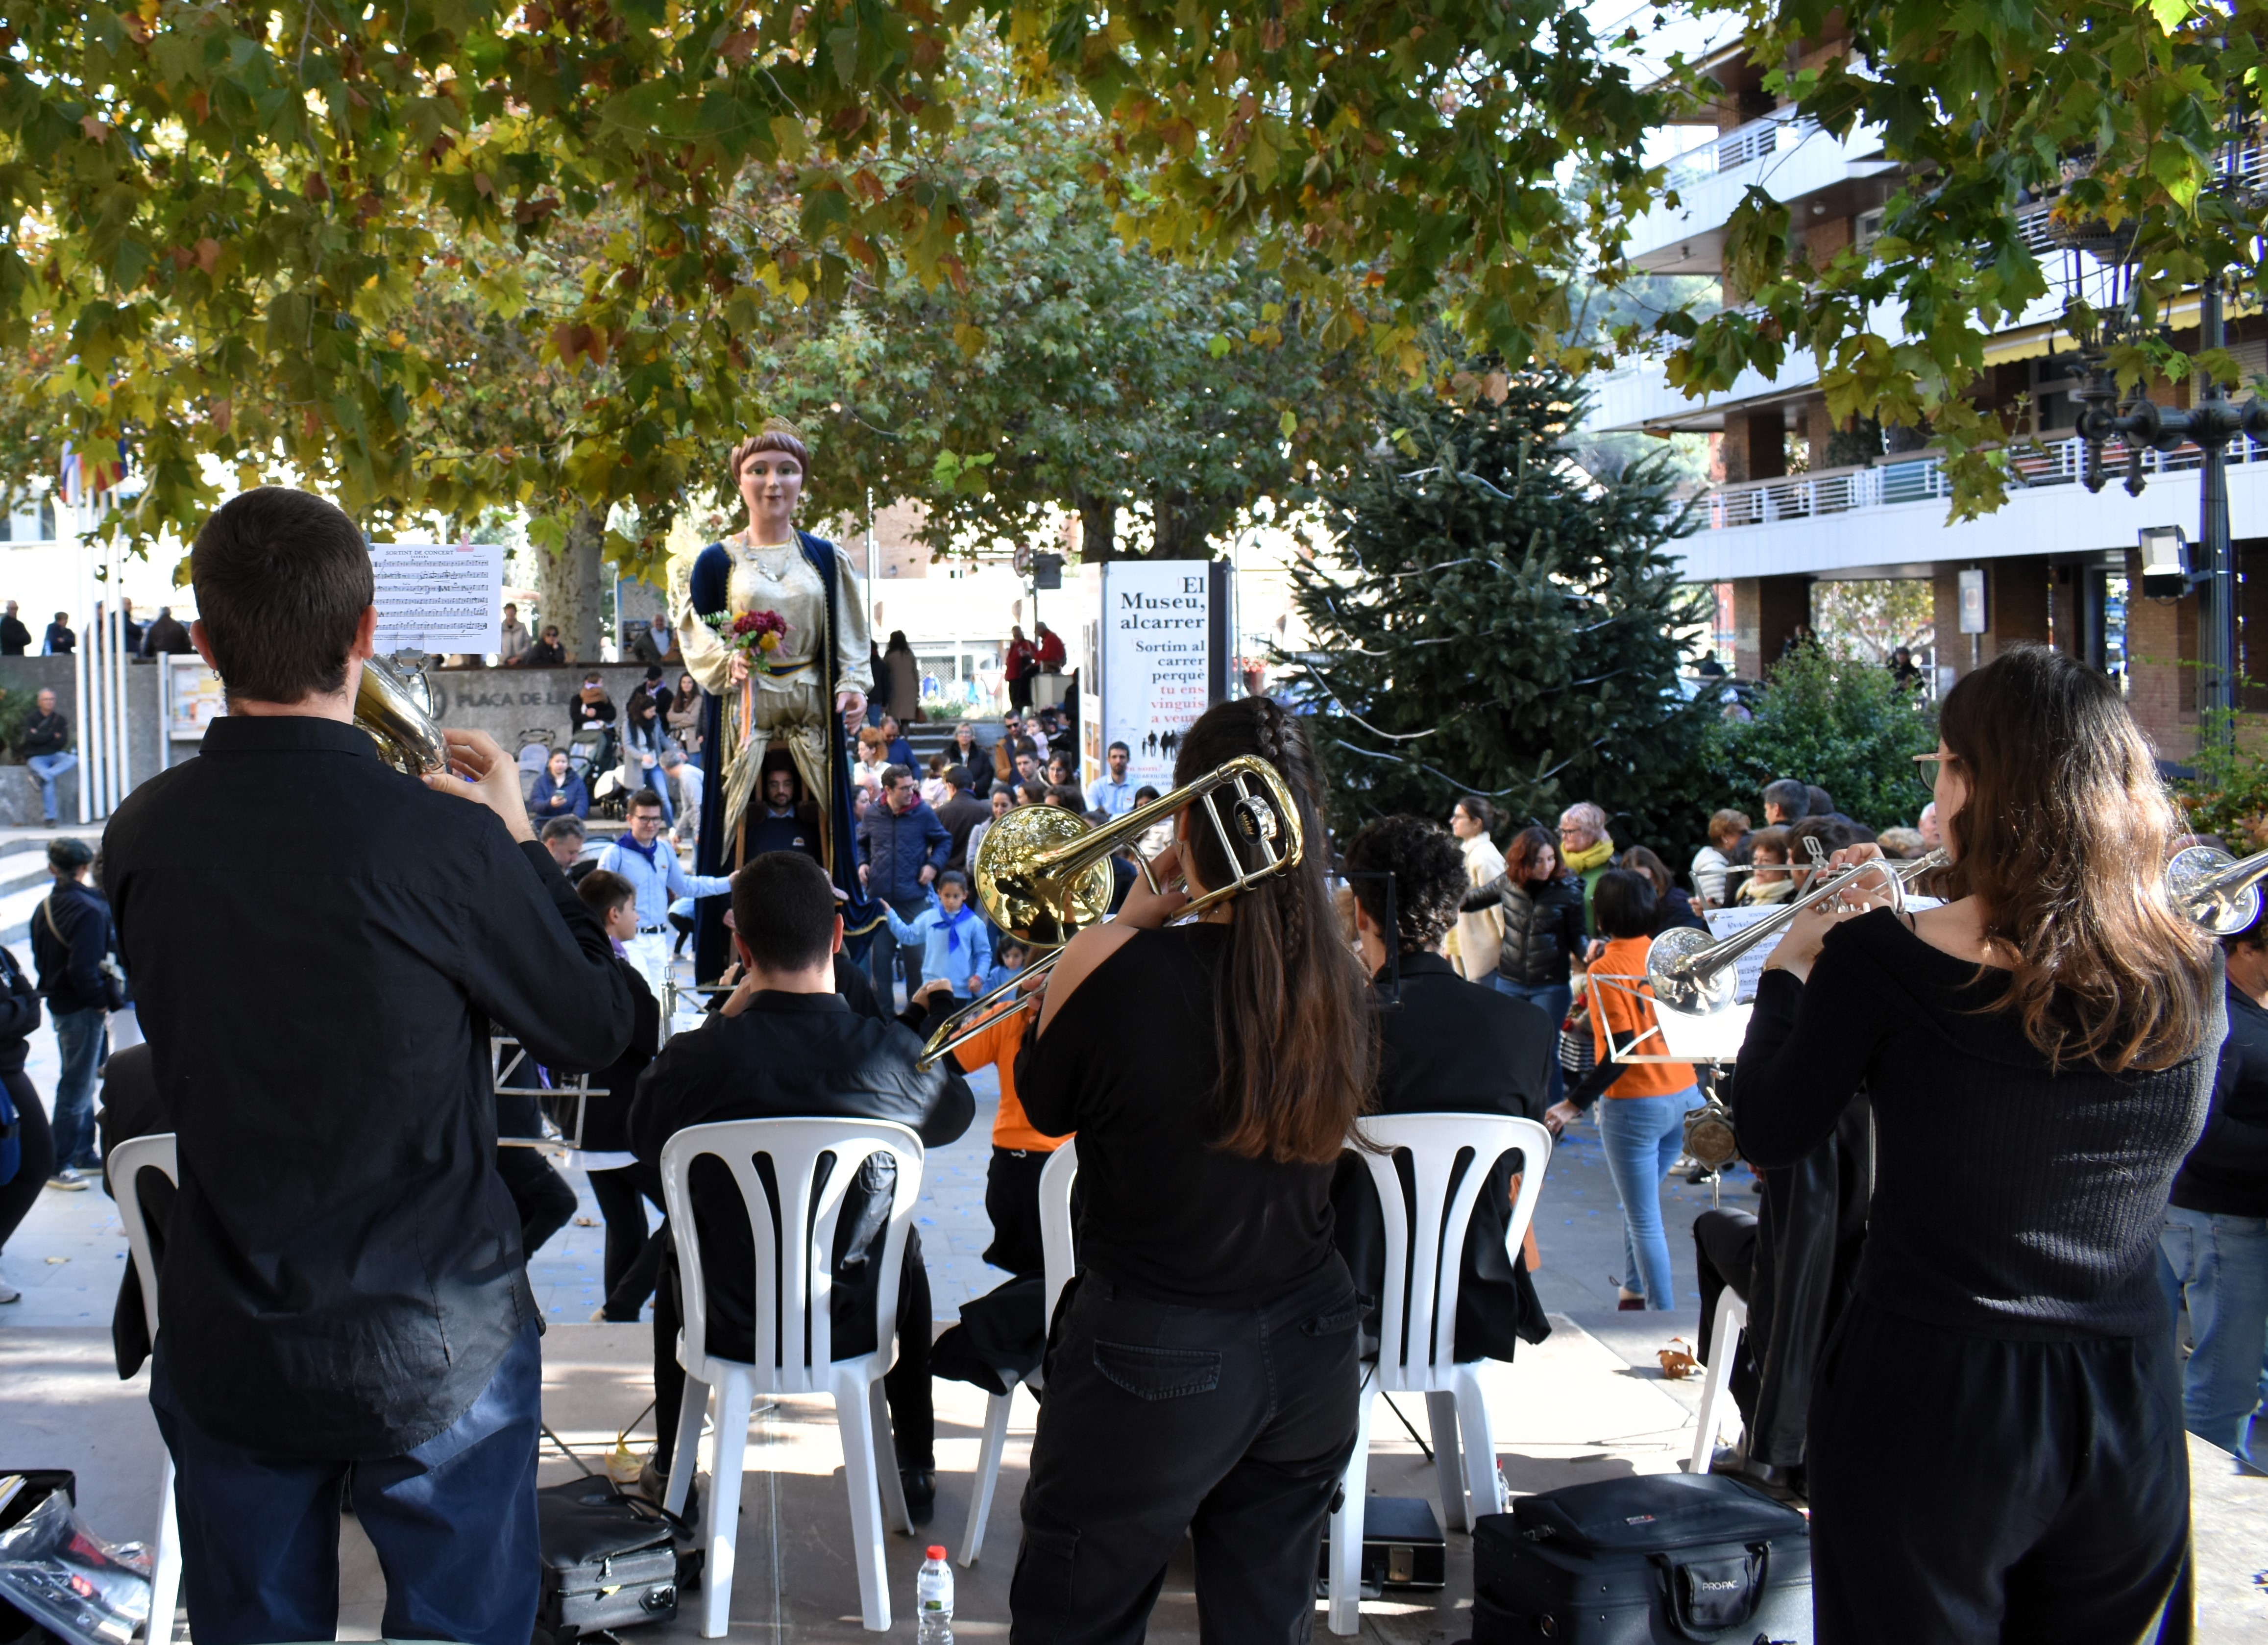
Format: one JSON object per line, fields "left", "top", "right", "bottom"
{"left": 1006, "top": 695, "right": 1374, "bottom": 1645}
{"left": 1733, "top": 645, "right": 2218, "bottom": 1643}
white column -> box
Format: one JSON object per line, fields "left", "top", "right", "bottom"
{"left": 69, "top": 504, "right": 90, "bottom": 824}
{"left": 108, "top": 537, "right": 129, "bottom": 804}
{"left": 86, "top": 545, "right": 108, "bottom": 818}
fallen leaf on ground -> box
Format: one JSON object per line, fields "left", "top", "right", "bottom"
{"left": 1658, "top": 1338, "right": 1699, "bottom": 1380}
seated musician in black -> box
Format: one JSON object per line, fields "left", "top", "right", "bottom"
{"left": 1331, "top": 815, "right": 1559, "bottom": 1361}
{"left": 629, "top": 849, "right": 973, "bottom": 1522}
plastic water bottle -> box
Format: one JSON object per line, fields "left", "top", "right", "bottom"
{"left": 916, "top": 1545, "right": 954, "bottom": 1642}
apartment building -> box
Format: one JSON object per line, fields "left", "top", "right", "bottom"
{"left": 1589, "top": 33, "right": 2268, "bottom": 758}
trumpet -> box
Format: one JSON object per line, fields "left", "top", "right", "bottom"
{"left": 916, "top": 754, "right": 1304, "bottom": 1069}
{"left": 1645, "top": 848, "right": 1949, "bottom": 1015}
{"left": 2167, "top": 842, "right": 2268, "bottom": 935}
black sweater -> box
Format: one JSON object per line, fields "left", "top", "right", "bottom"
{"left": 2171, "top": 982, "right": 2268, "bottom": 1217}
{"left": 1019, "top": 924, "right": 1340, "bottom": 1305}
{"left": 1734, "top": 909, "right": 2219, "bottom": 1340}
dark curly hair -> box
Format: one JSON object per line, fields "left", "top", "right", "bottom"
{"left": 1341, "top": 815, "right": 1468, "bottom": 955}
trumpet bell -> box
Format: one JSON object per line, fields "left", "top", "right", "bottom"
{"left": 354, "top": 653, "right": 449, "bottom": 777}
{"left": 1645, "top": 924, "right": 1737, "bottom": 1015}
{"left": 971, "top": 803, "right": 1117, "bottom": 947}
{"left": 2168, "top": 843, "right": 2262, "bottom": 935}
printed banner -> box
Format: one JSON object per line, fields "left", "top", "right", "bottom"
{"left": 1096, "top": 560, "right": 1227, "bottom": 793}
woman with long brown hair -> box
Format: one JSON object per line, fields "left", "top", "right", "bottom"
{"left": 1463, "top": 823, "right": 1588, "bottom": 1105}
{"left": 1734, "top": 644, "right": 2219, "bottom": 1642}
{"left": 1008, "top": 695, "right": 1374, "bottom": 1644}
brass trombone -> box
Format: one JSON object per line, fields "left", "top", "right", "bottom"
{"left": 2167, "top": 842, "right": 2268, "bottom": 935}
{"left": 915, "top": 754, "right": 1305, "bottom": 1069}
{"left": 1645, "top": 848, "right": 1949, "bottom": 1015}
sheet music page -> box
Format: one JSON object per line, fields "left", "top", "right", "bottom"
{"left": 1704, "top": 905, "right": 1785, "bottom": 1003}
{"left": 371, "top": 541, "right": 503, "bottom": 654}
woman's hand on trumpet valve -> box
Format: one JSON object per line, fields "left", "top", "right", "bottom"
{"left": 1762, "top": 843, "right": 1892, "bottom": 983}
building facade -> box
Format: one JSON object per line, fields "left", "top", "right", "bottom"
{"left": 1591, "top": 33, "right": 2268, "bottom": 759}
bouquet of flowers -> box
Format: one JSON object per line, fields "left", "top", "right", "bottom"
{"left": 706, "top": 608, "right": 790, "bottom": 662}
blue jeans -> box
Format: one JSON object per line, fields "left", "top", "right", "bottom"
{"left": 26, "top": 752, "right": 75, "bottom": 821}
{"left": 1597, "top": 1087, "right": 1696, "bottom": 1311}
{"left": 1490, "top": 977, "right": 1572, "bottom": 1105}
{"left": 2158, "top": 1205, "right": 2268, "bottom": 1464}
{"left": 152, "top": 1320, "right": 542, "bottom": 1645}
{"left": 49, "top": 1007, "right": 106, "bottom": 1170}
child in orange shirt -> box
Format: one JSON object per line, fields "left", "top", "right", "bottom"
{"left": 911, "top": 938, "right": 1068, "bottom": 1277}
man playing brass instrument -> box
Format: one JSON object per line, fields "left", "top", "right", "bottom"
{"left": 104, "top": 488, "right": 636, "bottom": 1645}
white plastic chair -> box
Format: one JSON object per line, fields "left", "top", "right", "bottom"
{"left": 657, "top": 1118, "right": 925, "bottom": 1636}
{"left": 107, "top": 1132, "right": 183, "bottom": 1645}
{"left": 1326, "top": 1113, "right": 1553, "bottom": 1636}
{"left": 958, "top": 1139, "right": 1078, "bottom": 1567}
{"left": 1687, "top": 1289, "right": 1749, "bottom": 1474}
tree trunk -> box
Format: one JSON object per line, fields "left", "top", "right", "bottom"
{"left": 1150, "top": 489, "right": 1231, "bottom": 560}
{"left": 537, "top": 507, "right": 608, "bottom": 662}
{"left": 1076, "top": 494, "right": 1117, "bottom": 563}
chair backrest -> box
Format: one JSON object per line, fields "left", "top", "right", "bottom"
{"left": 1037, "top": 1139, "right": 1079, "bottom": 1330}
{"left": 107, "top": 1131, "right": 178, "bottom": 1333}
{"left": 658, "top": 1117, "right": 926, "bottom": 1394}
{"left": 1352, "top": 1112, "right": 1553, "bottom": 1389}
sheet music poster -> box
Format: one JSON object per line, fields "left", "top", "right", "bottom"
{"left": 1703, "top": 905, "right": 1786, "bottom": 1004}
{"left": 371, "top": 541, "right": 504, "bottom": 654}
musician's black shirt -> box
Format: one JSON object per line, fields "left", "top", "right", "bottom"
{"left": 2171, "top": 980, "right": 2268, "bottom": 1217}
{"left": 1735, "top": 908, "right": 2219, "bottom": 1338}
{"left": 1020, "top": 923, "right": 1340, "bottom": 1305}
{"left": 1330, "top": 952, "right": 1555, "bottom": 1362}
{"left": 628, "top": 991, "right": 972, "bottom": 1360}
{"left": 104, "top": 712, "right": 635, "bottom": 1458}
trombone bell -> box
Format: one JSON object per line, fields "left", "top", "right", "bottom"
{"left": 971, "top": 804, "right": 1118, "bottom": 947}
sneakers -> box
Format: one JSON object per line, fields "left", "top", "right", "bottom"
{"left": 46, "top": 1168, "right": 87, "bottom": 1192}
{"left": 0, "top": 1278, "right": 19, "bottom": 1304}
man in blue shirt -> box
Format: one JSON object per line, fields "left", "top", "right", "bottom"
{"left": 856, "top": 765, "right": 950, "bottom": 1005}
{"left": 1091, "top": 741, "right": 1138, "bottom": 817}
{"left": 599, "top": 790, "right": 732, "bottom": 998}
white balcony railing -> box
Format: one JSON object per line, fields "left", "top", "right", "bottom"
{"left": 1662, "top": 110, "right": 1823, "bottom": 194}
{"left": 1699, "top": 433, "right": 2268, "bottom": 531}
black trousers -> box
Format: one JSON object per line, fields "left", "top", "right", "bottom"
{"left": 0, "top": 1071, "right": 51, "bottom": 1256}
{"left": 1808, "top": 1300, "right": 2190, "bottom": 1644}
{"left": 589, "top": 1162, "right": 668, "bottom": 1319}
{"left": 1691, "top": 1208, "right": 1759, "bottom": 1430}
{"left": 1009, "top": 1261, "right": 1361, "bottom": 1645}
{"left": 651, "top": 1228, "right": 937, "bottom": 1473}
{"left": 984, "top": 1146, "right": 1053, "bottom": 1277}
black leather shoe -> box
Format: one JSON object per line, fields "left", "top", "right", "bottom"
{"left": 901, "top": 1469, "right": 936, "bottom": 1526}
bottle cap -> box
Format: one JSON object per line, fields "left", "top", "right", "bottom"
{"left": 927, "top": 1545, "right": 947, "bottom": 1560}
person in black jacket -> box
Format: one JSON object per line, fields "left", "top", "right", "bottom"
{"left": 0, "top": 600, "right": 30, "bottom": 656}
{"left": 20, "top": 688, "right": 76, "bottom": 826}
{"left": 630, "top": 850, "right": 973, "bottom": 1522}
{"left": 1734, "top": 647, "right": 2219, "bottom": 1643}
{"left": 0, "top": 939, "right": 45, "bottom": 1302}
{"left": 571, "top": 870, "right": 669, "bottom": 1322}
{"left": 105, "top": 487, "right": 635, "bottom": 1645}
{"left": 2158, "top": 900, "right": 2268, "bottom": 1465}
{"left": 1332, "top": 815, "right": 1557, "bottom": 1364}
{"left": 1462, "top": 824, "right": 1588, "bottom": 1105}
{"left": 30, "top": 837, "right": 120, "bottom": 1181}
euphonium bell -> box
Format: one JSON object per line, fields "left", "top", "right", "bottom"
{"left": 354, "top": 653, "right": 450, "bottom": 776}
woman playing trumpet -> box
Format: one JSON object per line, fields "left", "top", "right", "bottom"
{"left": 1006, "top": 696, "right": 1374, "bottom": 1644}
{"left": 1733, "top": 645, "right": 2219, "bottom": 1643}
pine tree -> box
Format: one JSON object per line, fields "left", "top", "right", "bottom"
{"left": 1289, "top": 374, "right": 1716, "bottom": 858}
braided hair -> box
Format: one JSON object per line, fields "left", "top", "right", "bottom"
{"left": 1171, "top": 696, "right": 1375, "bottom": 1164}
